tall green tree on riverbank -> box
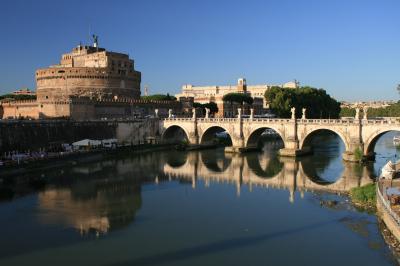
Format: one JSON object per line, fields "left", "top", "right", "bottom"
{"left": 264, "top": 86, "right": 340, "bottom": 119}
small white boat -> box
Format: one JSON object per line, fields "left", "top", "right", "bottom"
{"left": 393, "top": 136, "right": 400, "bottom": 145}
{"left": 381, "top": 160, "right": 396, "bottom": 179}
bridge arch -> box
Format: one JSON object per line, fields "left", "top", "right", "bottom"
{"left": 300, "top": 128, "right": 349, "bottom": 151}
{"left": 199, "top": 125, "right": 233, "bottom": 146}
{"left": 245, "top": 126, "right": 285, "bottom": 149}
{"left": 161, "top": 125, "right": 190, "bottom": 144}
{"left": 364, "top": 128, "right": 400, "bottom": 155}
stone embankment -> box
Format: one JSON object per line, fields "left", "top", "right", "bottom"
{"left": 0, "top": 119, "right": 159, "bottom": 154}
{"left": 376, "top": 181, "right": 400, "bottom": 241}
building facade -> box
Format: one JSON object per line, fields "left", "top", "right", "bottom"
{"left": 175, "top": 78, "right": 298, "bottom": 117}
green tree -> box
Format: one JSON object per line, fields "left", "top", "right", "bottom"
{"left": 141, "top": 94, "right": 176, "bottom": 101}
{"left": 222, "top": 93, "right": 253, "bottom": 116}
{"left": 340, "top": 107, "right": 355, "bottom": 117}
{"left": 193, "top": 102, "right": 219, "bottom": 116}
{"left": 340, "top": 102, "right": 400, "bottom": 118}
{"left": 264, "top": 86, "right": 340, "bottom": 119}
{"left": 0, "top": 94, "right": 36, "bottom": 101}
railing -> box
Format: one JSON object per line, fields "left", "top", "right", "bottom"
{"left": 163, "top": 117, "right": 193, "bottom": 122}
{"left": 377, "top": 182, "right": 400, "bottom": 226}
{"left": 298, "top": 119, "right": 353, "bottom": 124}
{"left": 197, "top": 118, "right": 237, "bottom": 123}
{"left": 162, "top": 117, "right": 400, "bottom": 125}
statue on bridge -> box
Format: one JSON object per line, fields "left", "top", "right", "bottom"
{"left": 291, "top": 107, "right": 296, "bottom": 120}
{"left": 301, "top": 108, "right": 306, "bottom": 120}
{"left": 205, "top": 108, "right": 210, "bottom": 119}
{"left": 363, "top": 106, "right": 368, "bottom": 120}
{"left": 355, "top": 108, "right": 360, "bottom": 120}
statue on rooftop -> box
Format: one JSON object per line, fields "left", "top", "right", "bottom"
{"left": 92, "top": 34, "right": 99, "bottom": 47}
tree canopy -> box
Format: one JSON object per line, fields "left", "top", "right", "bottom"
{"left": 222, "top": 93, "right": 253, "bottom": 105}
{"left": 193, "top": 102, "right": 219, "bottom": 115}
{"left": 0, "top": 94, "right": 36, "bottom": 101}
{"left": 264, "top": 86, "right": 340, "bottom": 119}
{"left": 340, "top": 102, "right": 400, "bottom": 118}
{"left": 141, "top": 93, "right": 176, "bottom": 101}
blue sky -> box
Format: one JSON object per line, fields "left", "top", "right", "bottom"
{"left": 0, "top": 0, "right": 399, "bottom": 101}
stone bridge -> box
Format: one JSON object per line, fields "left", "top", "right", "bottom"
{"left": 162, "top": 152, "right": 373, "bottom": 202}
{"left": 159, "top": 110, "right": 400, "bottom": 162}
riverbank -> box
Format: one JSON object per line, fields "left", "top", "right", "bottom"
{"left": 349, "top": 183, "right": 377, "bottom": 212}
{"left": 0, "top": 143, "right": 175, "bottom": 178}
{"left": 349, "top": 183, "right": 400, "bottom": 259}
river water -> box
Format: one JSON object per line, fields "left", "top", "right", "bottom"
{"left": 0, "top": 131, "right": 400, "bottom": 265}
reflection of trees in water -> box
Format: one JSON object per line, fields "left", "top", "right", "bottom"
{"left": 245, "top": 153, "right": 283, "bottom": 178}
{"left": 200, "top": 149, "right": 232, "bottom": 172}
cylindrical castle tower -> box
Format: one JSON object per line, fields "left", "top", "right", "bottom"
{"left": 36, "top": 44, "right": 141, "bottom": 103}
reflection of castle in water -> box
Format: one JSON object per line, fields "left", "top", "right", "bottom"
{"left": 37, "top": 154, "right": 162, "bottom": 236}
{"left": 163, "top": 150, "right": 374, "bottom": 202}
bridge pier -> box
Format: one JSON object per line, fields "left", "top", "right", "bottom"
{"left": 278, "top": 115, "right": 312, "bottom": 157}
{"left": 342, "top": 133, "right": 365, "bottom": 162}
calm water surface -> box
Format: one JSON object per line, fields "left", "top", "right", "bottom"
{"left": 1, "top": 131, "right": 400, "bottom": 266}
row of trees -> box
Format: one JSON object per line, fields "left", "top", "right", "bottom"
{"left": 140, "top": 94, "right": 176, "bottom": 101}
{"left": 222, "top": 93, "right": 254, "bottom": 116}
{"left": 222, "top": 93, "right": 254, "bottom": 106}
{"left": 340, "top": 102, "right": 400, "bottom": 118}
{"left": 0, "top": 94, "right": 36, "bottom": 101}
{"left": 264, "top": 86, "right": 341, "bottom": 119}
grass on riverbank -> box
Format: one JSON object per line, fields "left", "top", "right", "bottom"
{"left": 350, "top": 183, "right": 376, "bottom": 210}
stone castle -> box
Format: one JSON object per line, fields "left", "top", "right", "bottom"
{"left": 0, "top": 37, "right": 185, "bottom": 120}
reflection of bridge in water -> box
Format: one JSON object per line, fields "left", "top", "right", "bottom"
{"left": 163, "top": 151, "right": 374, "bottom": 202}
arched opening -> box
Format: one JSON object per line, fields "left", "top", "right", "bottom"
{"left": 366, "top": 130, "right": 400, "bottom": 176}
{"left": 245, "top": 153, "right": 283, "bottom": 178}
{"left": 200, "top": 126, "right": 232, "bottom": 146}
{"left": 162, "top": 126, "right": 189, "bottom": 144}
{"left": 200, "top": 149, "right": 232, "bottom": 172}
{"left": 300, "top": 129, "right": 346, "bottom": 184}
{"left": 246, "top": 127, "right": 284, "bottom": 151}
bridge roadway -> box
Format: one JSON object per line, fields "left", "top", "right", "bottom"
{"left": 162, "top": 152, "right": 373, "bottom": 202}
{"left": 160, "top": 113, "right": 400, "bottom": 162}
